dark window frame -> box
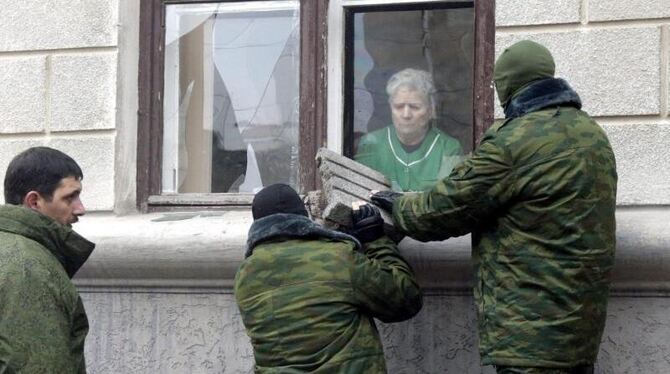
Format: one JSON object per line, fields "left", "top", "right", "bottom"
{"left": 137, "top": 0, "right": 328, "bottom": 212}
{"left": 137, "top": 0, "right": 493, "bottom": 212}
{"left": 342, "top": 1, "right": 478, "bottom": 158}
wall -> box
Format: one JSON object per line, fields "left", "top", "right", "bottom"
{"left": 0, "top": 0, "right": 119, "bottom": 210}
{"left": 0, "top": 0, "right": 669, "bottom": 373}
{"left": 495, "top": 0, "right": 670, "bottom": 205}
{"left": 74, "top": 209, "right": 670, "bottom": 373}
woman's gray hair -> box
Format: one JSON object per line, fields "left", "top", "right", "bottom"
{"left": 386, "top": 68, "right": 436, "bottom": 117}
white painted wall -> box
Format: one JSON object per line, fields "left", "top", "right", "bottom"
{"left": 0, "top": 0, "right": 118, "bottom": 211}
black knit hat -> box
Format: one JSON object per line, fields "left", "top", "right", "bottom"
{"left": 251, "top": 183, "right": 308, "bottom": 220}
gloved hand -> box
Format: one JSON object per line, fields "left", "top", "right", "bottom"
{"left": 370, "top": 190, "right": 402, "bottom": 213}
{"left": 351, "top": 204, "right": 384, "bottom": 243}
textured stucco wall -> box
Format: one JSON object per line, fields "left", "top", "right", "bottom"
{"left": 74, "top": 207, "right": 670, "bottom": 373}
{"left": 80, "top": 291, "right": 670, "bottom": 374}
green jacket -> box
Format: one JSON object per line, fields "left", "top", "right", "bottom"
{"left": 0, "top": 205, "right": 95, "bottom": 373}
{"left": 355, "top": 126, "right": 463, "bottom": 192}
{"left": 235, "top": 214, "right": 422, "bottom": 373}
{"left": 392, "top": 77, "right": 617, "bottom": 367}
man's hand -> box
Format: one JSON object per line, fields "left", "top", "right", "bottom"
{"left": 351, "top": 204, "right": 384, "bottom": 243}
{"left": 370, "top": 190, "right": 402, "bottom": 213}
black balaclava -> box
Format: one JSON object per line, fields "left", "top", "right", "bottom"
{"left": 251, "top": 183, "right": 308, "bottom": 220}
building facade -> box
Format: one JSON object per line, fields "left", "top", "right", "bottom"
{"left": 0, "top": 0, "right": 669, "bottom": 372}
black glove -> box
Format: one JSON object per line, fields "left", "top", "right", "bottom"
{"left": 351, "top": 204, "right": 384, "bottom": 243}
{"left": 370, "top": 190, "right": 402, "bottom": 213}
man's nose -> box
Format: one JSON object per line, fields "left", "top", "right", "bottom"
{"left": 73, "top": 199, "right": 86, "bottom": 216}
{"left": 402, "top": 106, "right": 411, "bottom": 117}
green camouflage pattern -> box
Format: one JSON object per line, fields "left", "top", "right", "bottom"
{"left": 0, "top": 205, "right": 94, "bottom": 373}
{"left": 392, "top": 106, "right": 617, "bottom": 367}
{"left": 235, "top": 220, "right": 422, "bottom": 373}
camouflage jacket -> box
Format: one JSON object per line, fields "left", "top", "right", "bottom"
{"left": 0, "top": 205, "right": 95, "bottom": 373}
{"left": 235, "top": 213, "right": 422, "bottom": 373}
{"left": 393, "top": 78, "right": 617, "bottom": 367}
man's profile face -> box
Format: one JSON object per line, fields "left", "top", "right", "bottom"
{"left": 33, "top": 176, "right": 86, "bottom": 225}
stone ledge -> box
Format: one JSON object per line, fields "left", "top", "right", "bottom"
{"left": 74, "top": 207, "right": 670, "bottom": 295}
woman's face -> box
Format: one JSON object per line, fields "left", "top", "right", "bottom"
{"left": 389, "top": 87, "right": 432, "bottom": 143}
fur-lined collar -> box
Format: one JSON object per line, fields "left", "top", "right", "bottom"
{"left": 504, "top": 78, "right": 582, "bottom": 119}
{"left": 245, "top": 213, "right": 362, "bottom": 258}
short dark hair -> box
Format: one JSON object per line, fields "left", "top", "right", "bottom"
{"left": 4, "top": 147, "right": 83, "bottom": 205}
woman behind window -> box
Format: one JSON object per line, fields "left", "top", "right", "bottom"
{"left": 355, "top": 68, "right": 463, "bottom": 191}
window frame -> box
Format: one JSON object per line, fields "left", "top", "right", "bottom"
{"left": 138, "top": 0, "right": 328, "bottom": 212}
{"left": 137, "top": 0, "right": 493, "bottom": 212}
{"left": 326, "top": 0, "right": 494, "bottom": 155}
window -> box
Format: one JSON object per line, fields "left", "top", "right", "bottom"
{"left": 328, "top": 0, "right": 493, "bottom": 193}
{"left": 138, "top": 0, "right": 492, "bottom": 210}
{"left": 162, "top": 2, "right": 300, "bottom": 194}
{"left": 138, "top": 0, "right": 328, "bottom": 211}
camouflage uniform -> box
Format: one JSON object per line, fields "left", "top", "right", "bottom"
{"left": 391, "top": 41, "right": 617, "bottom": 368}
{"left": 0, "top": 205, "right": 95, "bottom": 373}
{"left": 235, "top": 213, "right": 422, "bottom": 373}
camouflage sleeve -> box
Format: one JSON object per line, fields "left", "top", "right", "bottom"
{"left": 350, "top": 236, "right": 423, "bottom": 323}
{"left": 393, "top": 137, "right": 513, "bottom": 242}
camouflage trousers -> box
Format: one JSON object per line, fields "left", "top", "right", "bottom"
{"left": 496, "top": 365, "right": 594, "bottom": 374}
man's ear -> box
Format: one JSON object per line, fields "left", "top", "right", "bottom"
{"left": 23, "top": 191, "right": 41, "bottom": 209}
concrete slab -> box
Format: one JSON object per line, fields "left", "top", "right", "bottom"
{"left": 315, "top": 148, "right": 401, "bottom": 239}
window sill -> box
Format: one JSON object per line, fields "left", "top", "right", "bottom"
{"left": 146, "top": 193, "right": 255, "bottom": 211}
{"left": 73, "top": 207, "right": 670, "bottom": 296}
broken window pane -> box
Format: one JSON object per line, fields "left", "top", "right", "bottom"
{"left": 163, "top": 1, "right": 300, "bottom": 194}
{"left": 346, "top": 4, "right": 474, "bottom": 192}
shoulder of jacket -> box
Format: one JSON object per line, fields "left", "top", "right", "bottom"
{"left": 362, "top": 127, "right": 389, "bottom": 140}
{"left": 490, "top": 117, "right": 517, "bottom": 133}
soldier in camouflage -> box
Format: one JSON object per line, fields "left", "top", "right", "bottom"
{"left": 235, "top": 183, "right": 422, "bottom": 373}
{"left": 0, "top": 147, "right": 94, "bottom": 373}
{"left": 372, "top": 40, "right": 617, "bottom": 373}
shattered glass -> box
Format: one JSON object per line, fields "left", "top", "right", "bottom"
{"left": 163, "top": 1, "right": 300, "bottom": 194}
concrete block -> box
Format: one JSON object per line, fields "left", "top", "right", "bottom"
{"left": 0, "top": 139, "right": 45, "bottom": 203}
{"left": 47, "top": 136, "right": 115, "bottom": 211}
{"left": 589, "top": 1, "right": 670, "bottom": 22}
{"left": 495, "top": 27, "right": 661, "bottom": 118}
{"left": 316, "top": 148, "right": 392, "bottom": 226}
{"left": 0, "top": 56, "right": 47, "bottom": 133}
{"left": 51, "top": 52, "right": 117, "bottom": 131}
{"left": 603, "top": 123, "right": 670, "bottom": 205}
{"left": 318, "top": 148, "right": 389, "bottom": 185}
{"left": 0, "top": 0, "right": 118, "bottom": 52}
{"left": 496, "top": 0, "right": 580, "bottom": 27}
